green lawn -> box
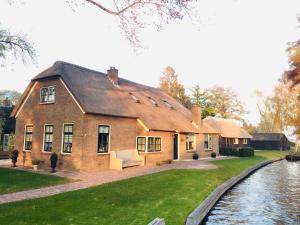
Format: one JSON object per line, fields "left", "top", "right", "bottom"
{"left": 0, "top": 168, "right": 70, "bottom": 195}
{"left": 0, "top": 151, "right": 287, "bottom": 225}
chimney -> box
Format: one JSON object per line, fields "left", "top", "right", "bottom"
{"left": 3, "top": 97, "right": 11, "bottom": 108}
{"left": 107, "top": 67, "right": 118, "bottom": 85}
{"left": 191, "top": 104, "right": 202, "bottom": 127}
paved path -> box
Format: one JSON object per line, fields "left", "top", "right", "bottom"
{"left": 0, "top": 157, "right": 231, "bottom": 205}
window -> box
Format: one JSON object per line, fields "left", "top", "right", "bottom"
{"left": 40, "top": 86, "right": 55, "bottom": 103}
{"left": 129, "top": 93, "right": 141, "bottom": 103}
{"left": 3, "top": 134, "right": 9, "bottom": 151}
{"left": 137, "top": 137, "right": 146, "bottom": 152}
{"left": 162, "top": 100, "right": 175, "bottom": 110}
{"left": 204, "top": 134, "right": 212, "bottom": 150}
{"left": 148, "top": 137, "right": 161, "bottom": 152}
{"left": 24, "top": 125, "right": 33, "bottom": 150}
{"left": 186, "top": 134, "right": 195, "bottom": 150}
{"left": 226, "top": 138, "right": 230, "bottom": 147}
{"left": 136, "top": 137, "right": 161, "bottom": 152}
{"left": 234, "top": 138, "right": 239, "bottom": 145}
{"left": 148, "top": 97, "right": 158, "bottom": 107}
{"left": 98, "top": 125, "right": 110, "bottom": 153}
{"left": 43, "top": 125, "right": 53, "bottom": 152}
{"left": 62, "top": 124, "right": 73, "bottom": 153}
{"left": 243, "top": 138, "right": 248, "bottom": 144}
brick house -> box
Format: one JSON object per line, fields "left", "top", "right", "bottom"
{"left": 203, "top": 117, "right": 252, "bottom": 149}
{"left": 12, "top": 61, "right": 219, "bottom": 171}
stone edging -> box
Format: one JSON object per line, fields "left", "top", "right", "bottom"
{"left": 185, "top": 158, "right": 283, "bottom": 225}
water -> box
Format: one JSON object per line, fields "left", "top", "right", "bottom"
{"left": 203, "top": 160, "right": 300, "bottom": 225}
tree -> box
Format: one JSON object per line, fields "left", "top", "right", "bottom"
{"left": 284, "top": 40, "right": 300, "bottom": 87}
{"left": 205, "top": 86, "right": 247, "bottom": 121}
{"left": 159, "top": 66, "right": 191, "bottom": 108}
{"left": 255, "top": 83, "right": 300, "bottom": 133}
{"left": 67, "top": 0, "right": 194, "bottom": 47}
{"left": 190, "top": 84, "right": 216, "bottom": 118}
{"left": 0, "top": 27, "right": 36, "bottom": 65}
{"left": 0, "top": 90, "right": 22, "bottom": 105}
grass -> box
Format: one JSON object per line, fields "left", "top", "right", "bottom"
{"left": 0, "top": 151, "right": 287, "bottom": 225}
{"left": 0, "top": 168, "right": 70, "bottom": 195}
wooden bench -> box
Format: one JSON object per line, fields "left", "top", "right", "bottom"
{"left": 110, "top": 150, "right": 144, "bottom": 170}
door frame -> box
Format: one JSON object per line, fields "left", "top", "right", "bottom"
{"left": 173, "top": 133, "right": 180, "bottom": 160}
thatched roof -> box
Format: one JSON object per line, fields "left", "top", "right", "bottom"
{"left": 13, "top": 61, "right": 199, "bottom": 133}
{"left": 203, "top": 117, "right": 252, "bottom": 138}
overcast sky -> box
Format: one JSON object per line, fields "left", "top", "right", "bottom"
{"left": 1, "top": 0, "right": 300, "bottom": 125}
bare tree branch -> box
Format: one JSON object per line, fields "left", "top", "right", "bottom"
{"left": 0, "top": 28, "right": 36, "bottom": 64}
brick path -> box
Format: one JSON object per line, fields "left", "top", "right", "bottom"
{"left": 0, "top": 157, "right": 231, "bottom": 205}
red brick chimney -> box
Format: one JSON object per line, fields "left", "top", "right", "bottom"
{"left": 191, "top": 104, "right": 202, "bottom": 127}
{"left": 107, "top": 67, "right": 118, "bottom": 85}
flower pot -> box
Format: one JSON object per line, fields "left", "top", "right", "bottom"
{"left": 33, "top": 165, "right": 38, "bottom": 171}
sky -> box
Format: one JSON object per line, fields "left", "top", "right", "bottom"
{"left": 0, "top": 0, "right": 300, "bottom": 125}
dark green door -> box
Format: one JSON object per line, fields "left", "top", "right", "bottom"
{"left": 173, "top": 134, "right": 179, "bottom": 160}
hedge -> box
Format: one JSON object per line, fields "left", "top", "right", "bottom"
{"left": 219, "top": 147, "right": 254, "bottom": 157}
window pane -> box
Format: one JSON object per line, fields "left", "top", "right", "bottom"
{"left": 98, "top": 126, "right": 110, "bottom": 153}
{"left": 148, "top": 137, "right": 155, "bottom": 152}
{"left": 137, "top": 137, "right": 146, "bottom": 152}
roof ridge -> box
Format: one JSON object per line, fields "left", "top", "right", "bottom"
{"left": 53, "top": 61, "right": 106, "bottom": 76}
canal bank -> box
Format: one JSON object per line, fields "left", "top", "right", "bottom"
{"left": 186, "top": 157, "right": 284, "bottom": 225}
{"left": 204, "top": 160, "right": 300, "bottom": 225}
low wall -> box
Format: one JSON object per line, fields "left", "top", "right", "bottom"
{"left": 185, "top": 158, "right": 283, "bottom": 225}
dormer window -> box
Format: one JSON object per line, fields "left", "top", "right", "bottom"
{"left": 129, "top": 92, "right": 141, "bottom": 103}
{"left": 162, "top": 100, "right": 175, "bottom": 110}
{"left": 40, "top": 86, "right": 55, "bottom": 103}
{"left": 148, "top": 97, "right": 158, "bottom": 107}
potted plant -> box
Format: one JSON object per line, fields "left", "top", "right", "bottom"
{"left": 11, "top": 150, "right": 19, "bottom": 167}
{"left": 50, "top": 152, "right": 58, "bottom": 173}
{"left": 192, "top": 153, "right": 199, "bottom": 160}
{"left": 211, "top": 152, "right": 217, "bottom": 158}
{"left": 31, "top": 159, "right": 41, "bottom": 171}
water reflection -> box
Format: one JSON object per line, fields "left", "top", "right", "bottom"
{"left": 203, "top": 160, "right": 300, "bottom": 225}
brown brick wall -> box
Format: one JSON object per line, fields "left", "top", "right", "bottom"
{"left": 80, "top": 114, "right": 138, "bottom": 171}
{"left": 15, "top": 78, "right": 85, "bottom": 171}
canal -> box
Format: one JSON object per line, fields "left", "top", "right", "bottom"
{"left": 203, "top": 160, "right": 300, "bottom": 225}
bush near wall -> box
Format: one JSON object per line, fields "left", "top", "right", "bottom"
{"left": 220, "top": 147, "right": 254, "bottom": 157}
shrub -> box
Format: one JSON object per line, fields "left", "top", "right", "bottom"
{"left": 11, "top": 150, "right": 19, "bottom": 167}
{"left": 220, "top": 147, "right": 254, "bottom": 157}
{"left": 211, "top": 152, "right": 217, "bottom": 158}
{"left": 50, "top": 152, "right": 58, "bottom": 173}
{"left": 31, "top": 159, "right": 41, "bottom": 165}
{"left": 192, "top": 153, "right": 199, "bottom": 160}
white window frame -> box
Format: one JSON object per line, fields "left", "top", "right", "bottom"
{"left": 186, "top": 133, "right": 196, "bottom": 151}
{"left": 234, "top": 138, "right": 239, "bottom": 145}
{"left": 136, "top": 136, "right": 162, "bottom": 153}
{"left": 40, "top": 85, "right": 56, "bottom": 104}
{"left": 204, "top": 134, "right": 213, "bottom": 150}
{"left": 23, "top": 124, "right": 33, "bottom": 152}
{"left": 97, "top": 124, "right": 111, "bottom": 155}
{"left": 42, "top": 124, "right": 54, "bottom": 153}
{"left": 3, "top": 134, "right": 9, "bottom": 151}
{"left": 243, "top": 138, "right": 248, "bottom": 144}
{"left": 61, "top": 123, "right": 74, "bottom": 155}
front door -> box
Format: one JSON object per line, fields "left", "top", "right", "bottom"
{"left": 173, "top": 134, "right": 179, "bottom": 160}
